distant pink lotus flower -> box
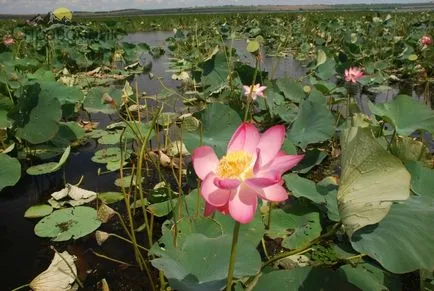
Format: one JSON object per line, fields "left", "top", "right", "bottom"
{"left": 2, "top": 35, "right": 15, "bottom": 46}
{"left": 243, "top": 84, "right": 267, "bottom": 100}
{"left": 419, "top": 35, "right": 433, "bottom": 46}
{"left": 344, "top": 67, "right": 364, "bottom": 83}
{"left": 192, "top": 122, "right": 304, "bottom": 224}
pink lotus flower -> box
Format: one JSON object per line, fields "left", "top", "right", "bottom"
{"left": 243, "top": 84, "right": 267, "bottom": 100}
{"left": 419, "top": 35, "right": 433, "bottom": 46}
{"left": 2, "top": 35, "right": 15, "bottom": 46}
{"left": 192, "top": 122, "right": 304, "bottom": 224}
{"left": 344, "top": 67, "right": 364, "bottom": 83}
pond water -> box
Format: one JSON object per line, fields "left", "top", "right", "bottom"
{"left": 0, "top": 30, "right": 432, "bottom": 290}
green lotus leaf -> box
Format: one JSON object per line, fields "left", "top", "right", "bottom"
{"left": 405, "top": 161, "right": 434, "bottom": 199}
{"left": 151, "top": 233, "right": 261, "bottom": 291}
{"left": 98, "top": 192, "right": 124, "bottom": 204}
{"left": 24, "top": 204, "right": 53, "bottom": 218}
{"left": 38, "top": 81, "right": 84, "bottom": 105}
{"left": 292, "top": 149, "right": 328, "bottom": 174}
{"left": 287, "top": 91, "right": 335, "bottom": 148}
{"left": 91, "top": 147, "right": 132, "bottom": 171}
{"left": 86, "top": 129, "right": 108, "bottom": 139}
{"left": 183, "top": 103, "right": 242, "bottom": 157}
{"left": 351, "top": 195, "right": 434, "bottom": 273}
{"left": 200, "top": 52, "right": 231, "bottom": 96}
{"left": 337, "top": 127, "right": 410, "bottom": 236}
{"left": 0, "top": 98, "right": 12, "bottom": 128}
{"left": 27, "top": 146, "right": 71, "bottom": 175}
{"left": 114, "top": 175, "right": 143, "bottom": 188}
{"left": 83, "top": 87, "right": 122, "bottom": 114}
{"left": 97, "top": 131, "right": 122, "bottom": 145}
{"left": 265, "top": 202, "right": 322, "bottom": 249}
{"left": 34, "top": 206, "right": 101, "bottom": 241}
{"left": 12, "top": 83, "right": 62, "bottom": 144}
{"left": 51, "top": 122, "right": 85, "bottom": 147}
{"left": 0, "top": 153, "right": 21, "bottom": 191}
{"left": 337, "top": 263, "right": 402, "bottom": 291}
{"left": 276, "top": 78, "right": 305, "bottom": 103}
{"left": 369, "top": 95, "right": 434, "bottom": 136}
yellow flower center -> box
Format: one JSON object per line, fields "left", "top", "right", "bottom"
{"left": 216, "top": 151, "right": 253, "bottom": 180}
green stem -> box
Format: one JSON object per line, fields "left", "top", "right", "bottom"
{"left": 262, "top": 223, "right": 341, "bottom": 268}
{"left": 266, "top": 202, "right": 272, "bottom": 230}
{"left": 226, "top": 222, "right": 241, "bottom": 291}
{"left": 11, "top": 284, "right": 30, "bottom": 291}
{"left": 91, "top": 249, "right": 133, "bottom": 267}
{"left": 110, "top": 233, "right": 149, "bottom": 252}
{"left": 244, "top": 58, "right": 260, "bottom": 122}
{"left": 387, "top": 129, "right": 396, "bottom": 152}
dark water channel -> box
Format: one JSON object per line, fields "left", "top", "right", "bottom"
{"left": 0, "top": 31, "right": 431, "bottom": 290}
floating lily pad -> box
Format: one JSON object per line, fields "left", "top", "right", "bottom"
{"left": 27, "top": 146, "right": 71, "bottom": 176}
{"left": 98, "top": 192, "right": 124, "bottom": 204}
{"left": 34, "top": 206, "right": 101, "bottom": 241}
{"left": 24, "top": 204, "right": 53, "bottom": 218}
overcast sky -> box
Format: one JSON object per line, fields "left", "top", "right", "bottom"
{"left": 0, "top": 0, "right": 432, "bottom": 14}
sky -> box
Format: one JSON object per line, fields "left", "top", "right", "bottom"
{"left": 0, "top": 0, "right": 432, "bottom": 14}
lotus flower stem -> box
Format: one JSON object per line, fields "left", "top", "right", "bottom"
{"left": 266, "top": 202, "right": 273, "bottom": 230}
{"left": 91, "top": 249, "right": 133, "bottom": 267}
{"left": 11, "top": 283, "right": 30, "bottom": 291}
{"left": 109, "top": 233, "right": 149, "bottom": 252}
{"left": 226, "top": 221, "right": 241, "bottom": 291}
{"left": 244, "top": 57, "right": 260, "bottom": 121}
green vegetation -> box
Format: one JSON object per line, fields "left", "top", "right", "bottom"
{"left": 1, "top": 8, "right": 434, "bottom": 291}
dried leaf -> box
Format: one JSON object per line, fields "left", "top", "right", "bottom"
{"left": 30, "top": 250, "right": 77, "bottom": 291}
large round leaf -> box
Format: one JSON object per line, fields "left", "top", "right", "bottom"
{"left": 287, "top": 91, "right": 335, "bottom": 148}
{"left": 38, "top": 81, "right": 84, "bottom": 105}
{"left": 337, "top": 263, "right": 402, "bottom": 291}
{"left": 351, "top": 196, "right": 434, "bottom": 273}
{"left": 368, "top": 95, "right": 434, "bottom": 136}
{"left": 265, "top": 202, "right": 322, "bottom": 249}
{"left": 337, "top": 127, "right": 410, "bottom": 236}
{"left": 0, "top": 153, "right": 21, "bottom": 191}
{"left": 276, "top": 78, "right": 305, "bottom": 103}
{"left": 13, "top": 83, "right": 62, "bottom": 144}
{"left": 406, "top": 161, "right": 434, "bottom": 198}
{"left": 183, "top": 103, "right": 242, "bottom": 157}
{"left": 151, "top": 233, "right": 261, "bottom": 291}
{"left": 34, "top": 206, "right": 101, "bottom": 241}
